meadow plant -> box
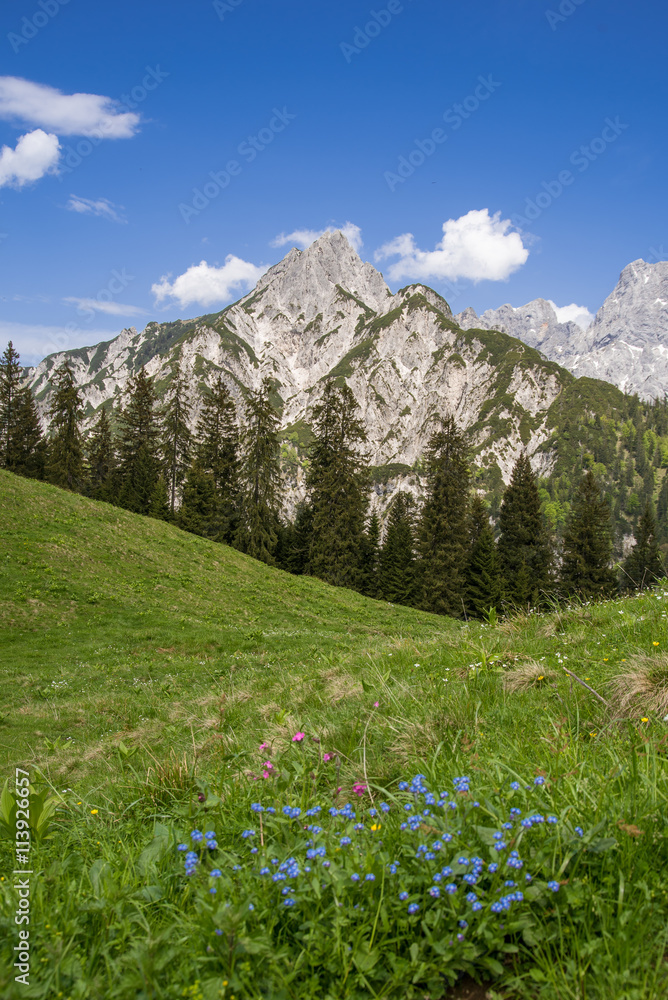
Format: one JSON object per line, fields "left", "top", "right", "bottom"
{"left": 172, "top": 768, "right": 605, "bottom": 997}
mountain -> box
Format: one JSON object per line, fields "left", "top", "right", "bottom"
{"left": 25, "top": 231, "right": 633, "bottom": 499}
{"left": 455, "top": 259, "right": 668, "bottom": 400}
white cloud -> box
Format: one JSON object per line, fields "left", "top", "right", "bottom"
{"left": 66, "top": 195, "right": 127, "bottom": 223}
{"left": 151, "top": 256, "right": 266, "bottom": 309}
{"left": 0, "top": 320, "right": 119, "bottom": 367}
{"left": 0, "top": 129, "right": 60, "bottom": 188}
{"left": 63, "top": 297, "right": 146, "bottom": 317}
{"left": 271, "top": 222, "right": 363, "bottom": 252}
{"left": 547, "top": 300, "right": 594, "bottom": 331}
{"left": 0, "top": 76, "right": 140, "bottom": 138}
{"left": 375, "top": 209, "right": 529, "bottom": 284}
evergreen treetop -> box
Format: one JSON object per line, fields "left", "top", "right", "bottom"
{"left": 560, "top": 470, "right": 617, "bottom": 600}
{"left": 417, "top": 416, "right": 470, "bottom": 618}
{"left": 498, "top": 452, "right": 552, "bottom": 607}
{"left": 47, "top": 361, "right": 84, "bottom": 491}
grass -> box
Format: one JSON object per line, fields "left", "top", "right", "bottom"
{"left": 1, "top": 471, "right": 668, "bottom": 999}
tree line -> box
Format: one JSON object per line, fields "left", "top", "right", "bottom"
{"left": 1, "top": 342, "right": 664, "bottom": 617}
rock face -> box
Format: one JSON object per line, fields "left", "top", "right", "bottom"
{"left": 27, "top": 231, "right": 595, "bottom": 490}
{"left": 455, "top": 259, "right": 668, "bottom": 399}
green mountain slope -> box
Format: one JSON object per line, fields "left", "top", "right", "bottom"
{"left": 0, "top": 471, "right": 453, "bottom": 776}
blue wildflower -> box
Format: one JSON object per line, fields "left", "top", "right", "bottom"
{"left": 510, "top": 781, "right": 520, "bottom": 791}
{"left": 250, "top": 803, "right": 263, "bottom": 813}
{"left": 190, "top": 830, "right": 203, "bottom": 842}
{"left": 399, "top": 890, "right": 409, "bottom": 901}
{"left": 547, "top": 881, "right": 560, "bottom": 892}
{"left": 365, "top": 873, "right": 375, "bottom": 881}
{"left": 407, "top": 903, "right": 419, "bottom": 914}
{"left": 429, "top": 886, "right": 440, "bottom": 898}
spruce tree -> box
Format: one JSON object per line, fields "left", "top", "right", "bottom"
{"left": 498, "top": 453, "right": 552, "bottom": 608}
{"left": 306, "top": 380, "right": 369, "bottom": 590}
{"left": 359, "top": 512, "right": 381, "bottom": 598}
{"left": 195, "top": 375, "right": 240, "bottom": 542}
{"left": 87, "top": 406, "right": 115, "bottom": 499}
{"left": 379, "top": 492, "right": 417, "bottom": 607}
{"left": 417, "top": 416, "right": 470, "bottom": 617}
{"left": 282, "top": 502, "right": 314, "bottom": 575}
{"left": 178, "top": 462, "right": 218, "bottom": 537}
{"left": 161, "top": 364, "right": 192, "bottom": 515}
{"left": 117, "top": 368, "right": 161, "bottom": 514}
{"left": 148, "top": 474, "right": 170, "bottom": 521}
{"left": 657, "top": 474, "right": 668, "bottom": 544}
{"left": 560, "top": 470, "right": 617, "bottom": 600}
{"left": 11, "top": 387, "right": 46, "bottom": 479}
{"left": 622, "top": 501, "right": 665, "bottom": 591}
{"left": 47, "top": 361, "right": 84, "bottom": 491}
{"left": 465, "top": 494, "right": 502, "bottom": 618}
{"left": 235, "top": 377, "right": 281, "bottom": 565}
{"left": 0, "top": 341, "right": 23, "bottom": 468}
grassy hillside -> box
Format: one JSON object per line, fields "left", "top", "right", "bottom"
{"left": 1, "top": 473, "right": 668, "bottom": 1000}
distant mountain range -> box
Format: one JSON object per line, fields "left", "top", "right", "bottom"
{"left": 455, "top": 258, "right": 668, "bottom": 400}
{"left": 23, "top": 233, "right": 662, "bottom": 512}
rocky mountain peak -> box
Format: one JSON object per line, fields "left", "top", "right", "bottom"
{"left": 246, "top": 230, "right": 393, "bottom": 326}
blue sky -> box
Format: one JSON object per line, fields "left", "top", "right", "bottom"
{"left": 0, "top": 0, "right": 666, "bottom": 364}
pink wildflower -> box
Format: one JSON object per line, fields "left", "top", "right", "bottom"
{"left": 262, "top": 770, "right": 272, "bottom": 779}
{"left": 263, "top": 761, "right": 274, "bottom": 771}
{"left": 352, "top": 782, "right": 367, "bottom": 797}
{"left": 259, "top": 741, "right": 269, "bottom": 751}
{"left": 323, "top": 753, "right": 333, "bottom": 762}
{"left": 292, "top": 732, "right": 305, "bottom": 742}
{"left": 373, "top": 701, "right": 379, "bottom": 708}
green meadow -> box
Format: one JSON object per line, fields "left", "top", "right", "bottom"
{"left": 1, "top": 470, "right": 667, "bottom": 1000}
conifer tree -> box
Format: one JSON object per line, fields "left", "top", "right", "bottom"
{"left": 379, "top": 492, "right": 417, "bottom": 606}
{"left": 47, "top": 361, "right": 84, "bottom": 491}
{"left": 306, "top": 380, "right": 369, "bottom": 590}
{"left": 465, "top": 494, "right": 502, "bottom": 618}
{"left": 148, "top": 474, "right": 170, "bottom": 521}
{"left": 0, "top": 342, "right": 23, "bottom": 468}
{"left": 87, "top": 406, "right": 115, "bottom": 499}
{"left": 417, "top": 416, "right": 470, "bottom": 617}
{"left": 282, "top": 502, "right": 314, "bottom": 575}
{"left": 117, "top": 368, "right": 161, "bottom": 514}
{"left": 560, "top": 470, "right": 617, "bottom": 600}
{"left": 178, "top": 462, "right": 219, "bottom": 538}
{"left": 622, "top": 501, "right": 665, "bottom": 591}
{"left": 195, "top": 375, "right": 240, "bottom": 542}
{"left": 11, "top": 387, "right": 46, "bottom": 479}
{"left": 657, "top": 474, "right": 668, "bottom": 544}
{"left": 161, "top": 364, "right": 192, "bottom": 515}
{"left": 359, "top": 512, "right": 381, "bottom": 598}
{"left": 235, "top": 377, "right": 281, "bottom": 565}
{"left": 498, "top": 453, "right": 552, "bottom": 607}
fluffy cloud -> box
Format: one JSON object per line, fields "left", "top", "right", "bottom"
{"left": 152, "top": 256, "right": 266, "bottom": 309}
{"left": 375, "top": 210, "right": 529, "bottom": 284}
{"left": 547, "top": 300, "right": 594, "bottom": 331}
{"left": 63, "top": 297, "right": 146, "bottom": 317}
{"left": 66, "top": 195, "right": 126, "bottom": 223}
{"left": 272, "top": 222, "right": 363, "bottom": 252}
{"left": 0, "top": 76, "right": 140, "bottom": 138}
{"left": 0, "top": 129, "right": 60, "bottom": 188}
